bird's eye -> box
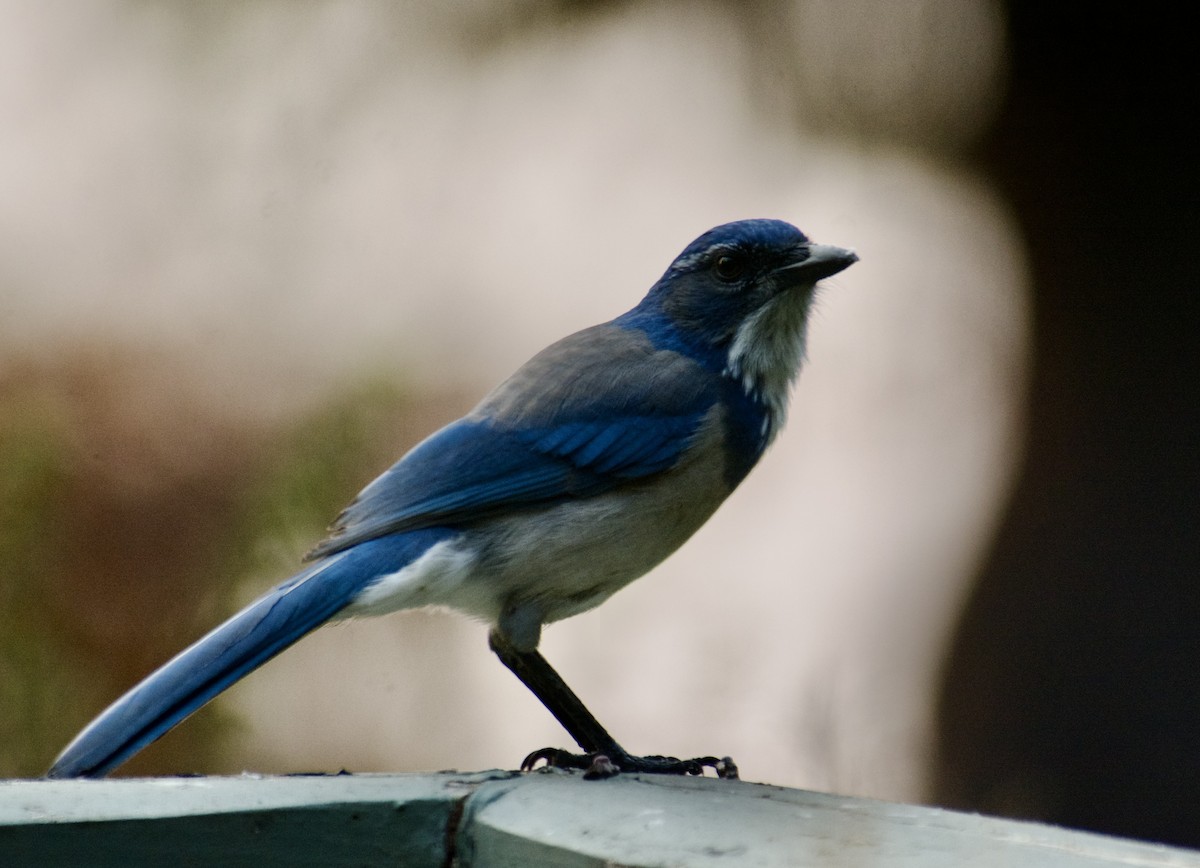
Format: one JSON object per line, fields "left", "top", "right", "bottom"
{"left": 713, "top": 253, "right": 746, "bottom": 282}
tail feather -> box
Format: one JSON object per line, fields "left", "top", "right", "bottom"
{"left": 47, "top": 531, "right": 445, "bottom": 779}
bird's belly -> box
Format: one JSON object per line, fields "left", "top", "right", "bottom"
{"left": 465, "top": 445, "right": 731, "bottom": 626}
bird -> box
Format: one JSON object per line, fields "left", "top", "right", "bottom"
{"left": 47, "top": 218, "right": 857, "bottom": 780}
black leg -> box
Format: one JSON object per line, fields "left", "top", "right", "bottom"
{"left": 488, "top": 629, "right": 738, "bottom": 779}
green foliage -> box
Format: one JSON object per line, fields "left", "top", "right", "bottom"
{"left": 0, "top": 389, "right": 80, "bottom": 776}
{"left": 218, "top": 378, "right": 415, "bottom": 587}
{"left": 0, "top": 371, "right": 417, "bottom": 778}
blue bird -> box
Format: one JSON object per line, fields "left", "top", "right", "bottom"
{"left": 47, "top": 219, "right": 856, "bottom": 780}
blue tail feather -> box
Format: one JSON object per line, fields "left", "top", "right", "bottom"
{"left": 47, "top": 530, "right": 448, "bottom": 779}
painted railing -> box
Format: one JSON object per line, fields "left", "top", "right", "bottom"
{"left": 3, "top": 770, "right": 1198, "bottom": 867}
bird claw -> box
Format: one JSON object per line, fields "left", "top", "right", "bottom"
{"left": 520, "top": 747, "right": 739, "bottom": 780}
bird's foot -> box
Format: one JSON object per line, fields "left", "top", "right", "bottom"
{"left": 521, "top": 746, "right": 739, "bottom": 780}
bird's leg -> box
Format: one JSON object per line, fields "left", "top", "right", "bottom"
{"left": 487, "top": 629, "right": 738, "bottom": 780}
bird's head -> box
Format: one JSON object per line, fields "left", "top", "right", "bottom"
{"left": 635, "top": 219, "right": 857, "bottom": 426}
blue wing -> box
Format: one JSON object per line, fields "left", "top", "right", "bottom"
{"left": 308, "top": 323, "right": 717, "bottom": 558}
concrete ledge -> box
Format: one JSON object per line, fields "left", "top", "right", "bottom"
{"left": 3, "top": 770, "right": 1198, "bottom": 867}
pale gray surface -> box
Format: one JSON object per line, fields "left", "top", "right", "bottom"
{"left": 2, "top": 771, "right": 1197, "bottom": 867}
{"left": 462, "top": 773, "right": 1200, "bottom": 867}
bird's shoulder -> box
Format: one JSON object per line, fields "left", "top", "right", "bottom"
{"left": 474, "top": 321, "right": 718, "bottom": 427}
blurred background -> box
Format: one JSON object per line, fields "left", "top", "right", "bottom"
{"left": 1, "top": 0, "right": 1195, "bottom": 849}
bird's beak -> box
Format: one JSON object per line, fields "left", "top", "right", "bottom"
{"left": 777, "top": 243, "right": 859, "bottom": 285}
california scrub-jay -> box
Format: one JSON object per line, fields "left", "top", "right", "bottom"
{"left": 47, "top": 219, "right": 857, "bottom": 780}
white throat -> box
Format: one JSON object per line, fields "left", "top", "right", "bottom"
{"left": 724, "top": 286, "right": 815, "bottom": 443}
